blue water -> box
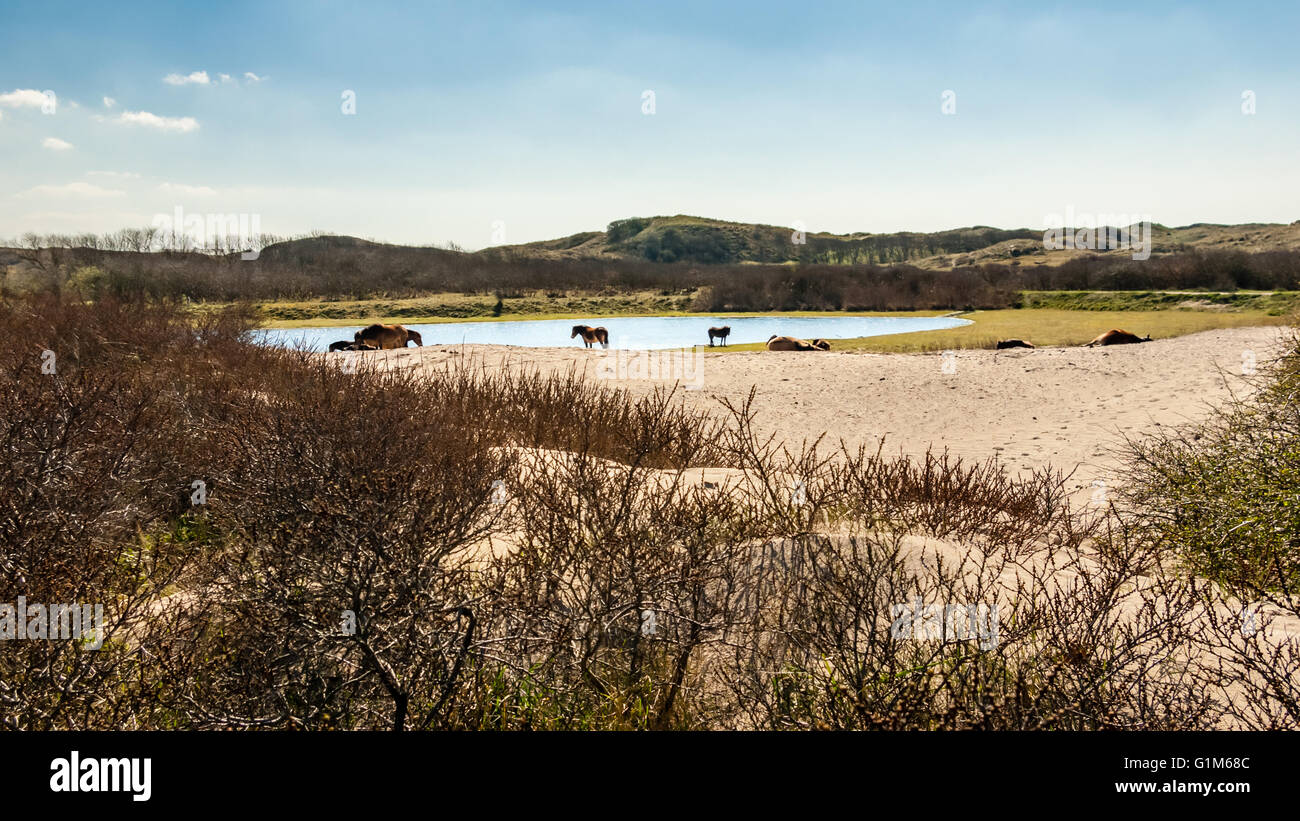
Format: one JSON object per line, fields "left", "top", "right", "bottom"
{"left": 258, "top": 315, "right": 971, "bottom": 351}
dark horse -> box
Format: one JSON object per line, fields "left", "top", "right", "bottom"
{"left": 707, "top": 326, "right": 731, "bottom": 347}
{"left": 571, "top": 325, "right": 609, "bottom": 348}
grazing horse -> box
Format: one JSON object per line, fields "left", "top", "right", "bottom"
{"left": 1084, "top": 329, "right": 1151, "bottom": 347}
{"left": 344, "top": 342, "right": 378, "bottom": 351}
{"left": 707, "top": 326, "right": 731, "bottom": 347}
{"left": 996, "top": 339, "right": 1035, "bottom": 349}
{"left": 355, "top": 323, "right": 423, "bottom": 349}
{"left": 571, "top": 325, "right": 609, "bottom": 348}
{"left": 766, "top": 335, "right": 825, "bottom": 352}
{"left": 327, "top": 340, "right": 354, "bottom": 352}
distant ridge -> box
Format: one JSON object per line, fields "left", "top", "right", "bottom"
{"left": 479, "top": 215, "right": 1300, "bottom": 268}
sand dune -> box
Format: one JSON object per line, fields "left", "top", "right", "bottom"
{"left": 364, "top": 325, "right": 1288, "bottom": 495}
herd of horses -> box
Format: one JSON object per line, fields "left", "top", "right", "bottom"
{"left": 325, "top": 323, "right": 1155, "bottom": 354}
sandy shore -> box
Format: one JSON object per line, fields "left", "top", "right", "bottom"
{"left": 364, "top": 325, "right": 1289, "bottom": 492}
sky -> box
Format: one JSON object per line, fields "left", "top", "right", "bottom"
{"left": 1, "top": 0, "right": 1297, "bottom": 249}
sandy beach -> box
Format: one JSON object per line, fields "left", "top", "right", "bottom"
{"left": 360, "top": 325, "right": 1290, "bottom": 494}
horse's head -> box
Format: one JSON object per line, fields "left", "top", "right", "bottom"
{"left": 406, "top": 329, "right": 423, "bottom": 347}
{"left": 571, "top": 326, "right": 584, "bottom": 338}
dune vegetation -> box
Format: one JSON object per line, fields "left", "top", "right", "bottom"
{"left": 4, "top": 295, "right": 1298, "bottom": 730}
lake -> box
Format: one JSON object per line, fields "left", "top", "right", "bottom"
{"left": 258, "top": 314, "right": 972, "bottom": 351}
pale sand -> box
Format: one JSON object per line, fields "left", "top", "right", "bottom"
{"left": 359, "top": 325, "right": 1289, "bottom": 495}
{"left": 353, "top": 326, "right": 1300, "bottom": 709}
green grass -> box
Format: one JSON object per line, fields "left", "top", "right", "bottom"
{"left": 1019, "top": 289, "right": 1300, "bottom": 314}
{"left": 727, "top": 308, "right": 1290, "bottom": 353}
{"left": 243, "top": 290, "right": 694, "bottom": 326}
{"left": 232, "top": 291, "right": 950, "bottom": 329}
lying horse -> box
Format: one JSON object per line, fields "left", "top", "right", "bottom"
{"left": 809, "top": 338, "right": 831, "bottom": 351}
{"left": 766, "top": 335, "right": 827, "bottom": 351}
{"left": 996, "top": 339, "right": 1035, "bottom": 349}
{"left": 1084, "top": 329, "right": 1151, "bottom": 347}
{"left": 355, "top": 323, "right": 423, "bottom": 350}
{"left": 707, "top": 326, "right": 731, "bottom": 347}
{"left": 329, "top": 340, "right": 379, "bottom": 352}
{"left": 571, "top": 325, "right": 609, "bottom": 348}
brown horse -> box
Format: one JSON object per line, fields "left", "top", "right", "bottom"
{"left": 1084, "top": 329, "right": 1151, "bottom": 347}
{"left": 707, "top": 326, "right": 731, "bottom": 347}
{"left": 355, "top": 324, "right": 423, "bottom": 349}
{"left": 809, "top": 338, "right": 831, "bottom": 351}
{"left": 766, "top": 335, "right": 826, "bottom": 351}
{"left": 996, "top": 339, "right": 1035, "bottom": 349}
{"left": 571, "top": 325, "right": 609, "bottom": 348}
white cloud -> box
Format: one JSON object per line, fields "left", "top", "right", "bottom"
{"left": 158, "top": 182, "right": 217, "bottom": 196}
{"left": 243, "top": 72, "right": 264, "bottom": 83}
{"left": 219, "top": 73, "right": 233, "bottom": 84}
{"left": 15, "top": 182, "right": 126, "bottom": 199}
{"left": 87, "top": 170, "right": 140, "bottom": 179}
{"left": 113, "top": 110, "right": 199, "bottom": 133}
{"left": 42, "top": 137, "right": 73, "bottom": 151}
{"left": 163, "top": 71, "right": 210, "bottom": 86}
{"left": 0, "top": 88, "right": 49, "bottom": 108}
{"left": 103, "top": 96, "right": 116, "bottom": 108}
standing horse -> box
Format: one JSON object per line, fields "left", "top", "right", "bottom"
{"left": 571, "top": 325, "right": 609, "bottom": 348}
{"left": 355, "top": 323, "right": 423, "bottom": 349}
{"left": 707, "top": 326, "right": 731, "bottom": 347}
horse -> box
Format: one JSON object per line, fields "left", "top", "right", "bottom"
{"left": 1084, "top": 329, "right": 1151, "bottom": 347}
{"left": 809, "top": 338, "right": 831, "bottom": 351}
{"left": 355, "top": 324, "right": 423, "bottom": 349}
{"left": 571, "top": 325, "right": 609, "bottom": 348}
{"left": 766, "top": 335, "right": 825, "bottom": 351}
{"left": 327, "top": 340, "right": 354, "bottom": 352}
{"left": 996, "top": 339, "right": 1035, "bottom": 349}
{"left": 707, "top": 326, "right": 731, "bottom": 347}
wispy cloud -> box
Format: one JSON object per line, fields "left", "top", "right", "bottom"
{"left": 103, "top": 96, "right": 116, "bottom": 108}
{"left": 42, "top": 137, "right": 73, "bottom": 151}
{"left": 218, "top": 73, "right": 232, "bottom": 84}
{"left": 158, "top": 182, "right": 217, "bottom": 196}
{"left": 243, "top": 72, "right": 264, "bottom": 83}
{"left": 163, "top": 71, "right": 210, "bottom": 86}
{"left": 0, "top": 88, "right": 49, "bottom": 108}
{"left": 15, "top": 182, "right": 126, "bottom": 199}
{"left": 87, "top": 170, "right": 140, "bottom": 179}
{"left": 113, "top": 110, "right": 200, "bottom": 133}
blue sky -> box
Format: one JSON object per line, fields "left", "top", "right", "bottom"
{"left": 1, "top": 0, "right": 1297, "bottom": 248}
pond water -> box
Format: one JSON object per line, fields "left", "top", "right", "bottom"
{"left": 258, "top": 314, "right": 971, "bottom": 351}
